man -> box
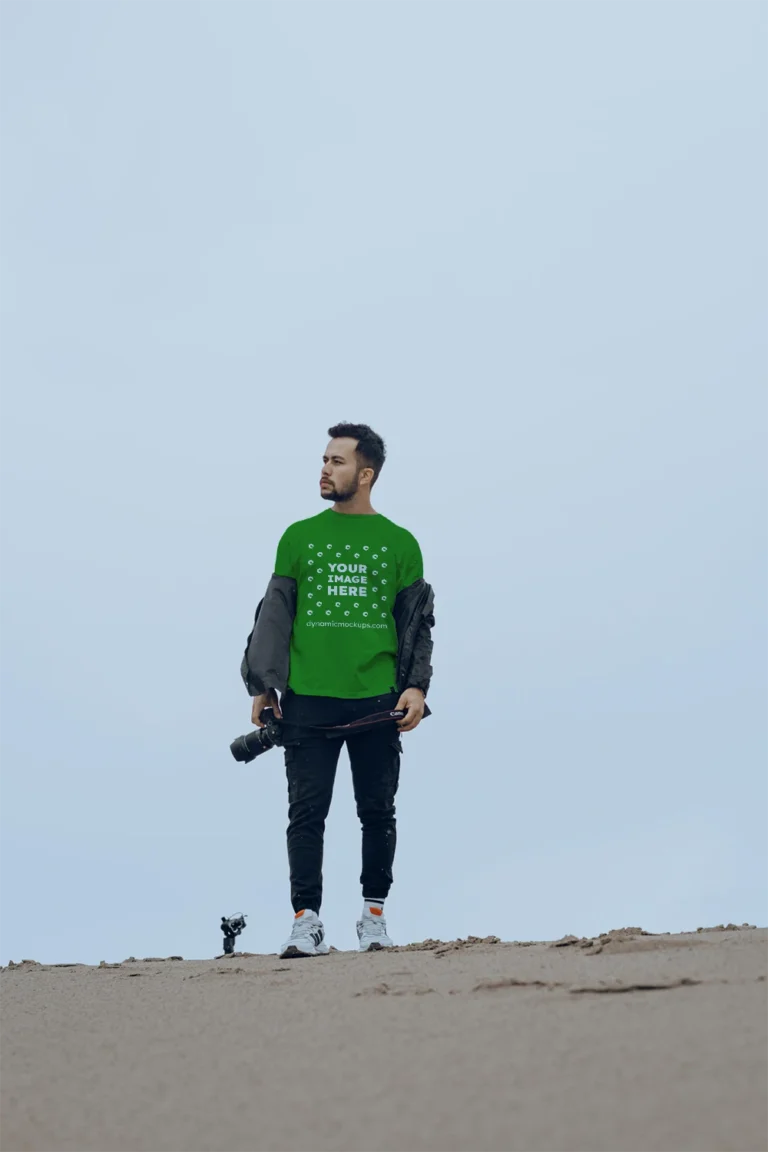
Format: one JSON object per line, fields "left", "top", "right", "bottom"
{"left": 241, "top": 423, "right": 435, "bottom": 958}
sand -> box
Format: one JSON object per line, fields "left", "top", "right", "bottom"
{"left": 1, "top": 925, "right": 766, "bottom": 1152}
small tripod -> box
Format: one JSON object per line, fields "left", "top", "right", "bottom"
{"left": 221, "top": 914, "right": 247, "bottom": 955}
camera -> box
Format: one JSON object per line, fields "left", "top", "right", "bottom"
{"left": 229, "top": 707, "right": 284, "bottom": 763}
{"left": 221, "top": 913, "right": 247, "bottom": 955}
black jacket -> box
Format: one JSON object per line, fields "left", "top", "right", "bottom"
{"left": 241, "top": 576, "right": 435, "bottom": 700}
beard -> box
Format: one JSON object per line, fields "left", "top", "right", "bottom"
{"left": 320, "top": 474, "right": 360, "bottom": 503}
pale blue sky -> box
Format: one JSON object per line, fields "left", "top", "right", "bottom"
{"left": 1, "top": 1, "right": 765, "bottom": 964}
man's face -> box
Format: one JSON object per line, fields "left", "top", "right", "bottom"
{"left": 320, "top": 438, "right": 369, "bottom": 503}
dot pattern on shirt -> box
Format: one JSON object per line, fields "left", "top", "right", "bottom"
{"left": 303, "top": 542, "right": 395, "bottom": 620}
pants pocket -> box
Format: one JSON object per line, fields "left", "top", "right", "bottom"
{"left": 284, "top": 742, "right": 303, "bottom": 803}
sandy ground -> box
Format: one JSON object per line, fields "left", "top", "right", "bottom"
{"left": 1, "top": 925, "right": 766, "bottom": 1152}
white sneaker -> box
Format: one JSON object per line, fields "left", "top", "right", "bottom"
{"left": 357, "top": 908, "right": 394, "bottom": 952}
{"left": 280, "top": 910, "right": 330, "bottom": 958}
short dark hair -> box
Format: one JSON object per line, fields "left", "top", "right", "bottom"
{"left": 327, "top": 423, "right": 387, "bottom": 487}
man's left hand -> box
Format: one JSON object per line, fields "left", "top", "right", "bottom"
{"left": 395, "top": 687, "right": 425, "bottom": 733}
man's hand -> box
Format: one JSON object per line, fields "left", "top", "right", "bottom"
{"left": 251, "top": 689, "right": 282, "bottom": 727}
{"left": 396, "top": 687, "right": 425, "bottom": 733}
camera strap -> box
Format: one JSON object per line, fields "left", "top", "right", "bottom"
{"left": 314, "top": 702, "right": 431, "bottom": 738}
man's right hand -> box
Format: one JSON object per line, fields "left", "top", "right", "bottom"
{"left": 251, "top": 689, "right": 282, "bottom": 727}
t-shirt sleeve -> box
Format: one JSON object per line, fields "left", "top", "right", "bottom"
{"left": 274, "top": 527, "right": 297, "bottom": 579}
{"left": 398, "top": 531, "right": 424, "bottom": 591}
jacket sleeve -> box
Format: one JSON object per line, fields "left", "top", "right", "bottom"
{"left": 240, "top": 574, "right": 297, "bottom": 696}
{"left": 405, "top": 606, "right": 434, "bottom": 696}
{"left": 393, "top": 579, "right": 435, "bottom": 698}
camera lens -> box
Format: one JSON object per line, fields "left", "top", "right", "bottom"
{"left": 230, "top": 727, "right": 274, "bottom": 763}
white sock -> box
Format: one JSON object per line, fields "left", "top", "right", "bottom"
{"left": 364, "top": 899, "right": 385, "bottom": 917}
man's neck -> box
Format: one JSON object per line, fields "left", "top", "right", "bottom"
{"left": 331, "top": 496, "right": 377, "bottom": 516}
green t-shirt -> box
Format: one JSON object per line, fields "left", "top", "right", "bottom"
{"left": 274, "top": 508, "right": 424, "bottom": 698}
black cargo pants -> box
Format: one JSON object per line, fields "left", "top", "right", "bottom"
{"left": 279, "top": 690, "right": 403, "bottom": 914}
